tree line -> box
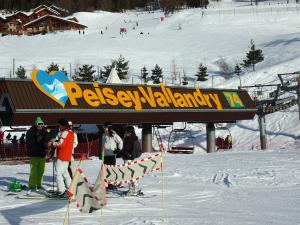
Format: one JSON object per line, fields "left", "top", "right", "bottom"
{"left": 0, "top": 0, "right": 209, "bottom": 14}
{"left": 15, "top": 39, "right": 264, "bottom": 87}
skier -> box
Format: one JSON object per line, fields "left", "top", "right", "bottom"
{"left": 67, "top": 120, "right": 78, "bottom": 178}
{"left": 121, "top": 126, "right": 143, "bottom": 196}
{"left": 49, "top": 118, "right": 74, "bottom": 197}
{"left": 103, "top": 122, "right": 123, "bottom": 163}
{"left": 26, "top": 117, "right": 49, "bottom": 193}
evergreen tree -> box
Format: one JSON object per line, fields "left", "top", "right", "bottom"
{"left": 151, "top": 64, "right": 163, "bottom": 84}
{"left": 101, "top": 63, "right": 115, "bottom": 79}
{"left": 15, "top": 65, "right": 26, "bottom": 79}
{"left": 115, "top": 55, "right": 129, "bottom": 80}
{"left": 47, "top": 62, "right": 59, "bottom": 72}
{"left": 195, "top": 63, "right": 208, "bottom": 81}
{"left": 141, "top": 66, "right": 148, "bottom": 84}
{"left": 72, "top": 64, "right": 95, "bottom": 82}
{"left": 242, "top": 39, "right": 264, "bottom": 71}
{"left": 101, "top": 55, "right": 129, "bottom": 80}
{"left": 182, "top": 70, "right": 188, "bottom": 85}
{"left": 234, "top": 63, "right": 242, "bottom": 77}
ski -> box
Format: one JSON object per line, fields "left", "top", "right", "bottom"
{"left": 106, "top": 189, "right": 157, "bottom": 198}
{"left": 16, "top": 194, "right": 69, "bottom": 200}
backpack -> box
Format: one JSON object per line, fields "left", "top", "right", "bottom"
{"left": 132, "top": 139, "right": 142, "bottom": 158}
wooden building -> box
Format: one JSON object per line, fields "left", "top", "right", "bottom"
{"left": 0, "top": 5, "right": 85, "bottom": 35}
{"left": 24, "top": 15, "right": 87, "bottom": 35}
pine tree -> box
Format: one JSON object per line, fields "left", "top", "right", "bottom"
{"left": 141, "top": 66, "right": 148, "bottom": 84}
{"left": 72, "top": 64, "right": 96, "bottom": 82}
{"left": 101, "top": 63, "right": 115, "bottom": 79}
{"left": 234, "top": 63, "right": 242, "bottom": 77}
{"left": 182, "top": 70, "right": 188, "bottom": 85}
{"left": 47, "top": 62, "right": 59, "bottom": 72}
{"left": 242, "top": 39, "right": 264, "bottom": 71}
{"left": 115, "top": 55, "right": 129, "bottom": 80}
{"left": 151, "top": 64, "right": 163, "bottom": 84}
{"left": 195, "top": 63, "right": 208, "bottom": 81}
{"left": 15, "top": 65, "right": 26, "bottom": 79}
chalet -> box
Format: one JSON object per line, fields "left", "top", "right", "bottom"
{"left": 24, "top": 15, "right": 87, "bottom": 35}
{"left": 0, "top": 5, "right": 85, "bottom": 36}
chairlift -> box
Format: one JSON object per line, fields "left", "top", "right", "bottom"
{"left": 167, "top": 122, "right": 195, "bottom": 154}
{"left": 215, "top": 124, "right": 232, "bottom": 150}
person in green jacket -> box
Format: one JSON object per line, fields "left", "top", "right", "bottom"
{"left": 26, "top": 117, "right": 49, "bottom": 192}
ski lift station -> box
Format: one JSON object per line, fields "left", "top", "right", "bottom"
{"left": 0, "top": 74, "right": 257, "bottom": 153}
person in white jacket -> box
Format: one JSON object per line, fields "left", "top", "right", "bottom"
{"left": 102, "top": 122, "right": 123, "bottom": 162}
{"left": 67, "top": 121, "right": 78, "bottom": 178}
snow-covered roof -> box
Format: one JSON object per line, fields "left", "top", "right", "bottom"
{"left": 24, "top": 15, "right": 87, "bottom": 28}
{"left": 33, "top": 5, "right": 48, "bottom": 12}
{"left": 5, "top": 11, "right": 29, "bottom": 18}
{"left": 35, "top": 7, "right": 60, "bottom": 16}
{"left": 50, "top": 4, "right": 69, "bottom": 13}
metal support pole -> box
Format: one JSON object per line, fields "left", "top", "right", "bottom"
{"left": 258, "top": 115, "right": 267, "bottom": 150}
{"left": 142, "top": 124, "right": 152, "bottom": 153}
{"left": 206, "top": 123, "right": 216, "bottom": 153}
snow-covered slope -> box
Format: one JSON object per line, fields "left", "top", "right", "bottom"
{"left": 0, "top": 150, "right": 300, "bottom": 225}
{"left": 0, "top": 1, "right": 299, "bottom": 151}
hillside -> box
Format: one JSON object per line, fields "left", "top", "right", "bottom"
{"left": 0, "top": 1, "right": 299, "bottom": 151}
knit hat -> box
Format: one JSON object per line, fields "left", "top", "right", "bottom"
{"left": 35, "top": 117, "right": 44, "bottom": 126}
{"left": 57, "top": 118, "right": 69, "bottom": 127}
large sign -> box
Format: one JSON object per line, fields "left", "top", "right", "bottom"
{"left": 31, "top": 69, "right": 245, "bottom": 111}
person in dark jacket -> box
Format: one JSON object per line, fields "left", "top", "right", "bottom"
{"left": 122, "top": 126, "right": 138, "bottom": 161}
{"left": 26, "top": 117, "right": 49, "bottom": 191}
{"left": 121, "top": 126, "right": 143, "bottom": 196}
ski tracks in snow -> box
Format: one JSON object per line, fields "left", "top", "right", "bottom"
{"left": 212, "top": 172, "right": 233, "bottom": 188}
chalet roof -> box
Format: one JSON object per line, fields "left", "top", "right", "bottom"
{"left": 6, "top": 11, "right": 29, "bottom": 18}
{"left": 0, "top": 79, "right": 256, "bottom": 126}
{"left": 68, "top": 17, "right": 79, "bottom": 22}
{"left": 24, "top": 15, "right": 87, "bottom": 28}
{"left": 50, "top": 5, "right": 69, "bottom": 13}
{"left": 35, "top": 7, "right": 61, "bottom": 16}
{"left": 33, "top": 5, "right": 48, "bottom": 12}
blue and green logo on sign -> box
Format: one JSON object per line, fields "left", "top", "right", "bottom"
{"left": 223, "top": 91, "right": 244, "bottom": 108}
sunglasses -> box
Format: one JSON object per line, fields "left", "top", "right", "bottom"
{"left": 37, "top": 123, "right": 44, "bottom": 126}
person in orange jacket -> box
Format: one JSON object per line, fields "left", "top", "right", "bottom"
{"left": 49, "top": 118, "right": 74, "bottom": 197}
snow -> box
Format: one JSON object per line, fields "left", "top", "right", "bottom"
{"left": 0, "top": 0, "right": 300, "bottom": 224}
{"left": 0, "top": 150, "right": 300, "bottom": 225}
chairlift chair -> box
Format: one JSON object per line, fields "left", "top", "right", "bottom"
{"left": 167, "top": 122, "right": 195, "bottom": 154}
